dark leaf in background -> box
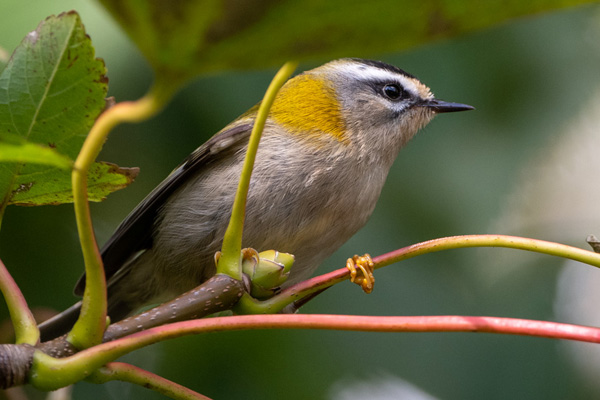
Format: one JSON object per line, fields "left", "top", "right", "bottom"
{"left": 99, "top": 0, "right": 597, "bottom": 80}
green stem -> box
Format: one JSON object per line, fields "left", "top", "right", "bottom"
{"left": 217, "top": 62, "right": 298, "bottom": 279}
{"left": 88, "top": 362, "right": 212, "bottom": 400}
{"left": 68, "top": 80, "right": 178, "bottom": 349}
{"left": 374, "top": 234, "right": 600, "bottom": 268}
{"left": 0, "top": 257, "right": 38, "bottom": 345}
{"left": 250, "top": 234, "right": 600, "bottom": 313}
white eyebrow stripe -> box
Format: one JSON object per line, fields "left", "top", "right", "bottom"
{"left": 329, "top": 62, "right": 424, "bottom": 97}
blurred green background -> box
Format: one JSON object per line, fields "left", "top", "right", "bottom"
{"left": 2, "top": 1, "right": 600, "bottom": 399}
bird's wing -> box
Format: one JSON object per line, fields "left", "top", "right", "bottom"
{"left": 74, "top": 122, "right": 253, "bottom": 295}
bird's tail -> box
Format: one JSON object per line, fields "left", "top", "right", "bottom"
{"left": 38, "top": 301, "right": 83, "bottom": 342}
{"left": 38, "top": 296, "right": 134, "bottom": 342}
{"left": 38, "top": 255, "right": 148, "bottom": 342}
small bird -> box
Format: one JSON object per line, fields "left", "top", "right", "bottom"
{"left": 39, "top": 58, "right": 473, "bottom": 340}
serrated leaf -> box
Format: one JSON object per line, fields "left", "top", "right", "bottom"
{"left": 0, "top": 11, "right": 107, "bottom": 155}
{"left": 98, "top": 0, "right": 596, "bottom": 80}
{"left": 0, "top": 11, "right": 109, "bottom": 209}
{"left": 9, "top": 162, "right": 139, "bottom": 206}
{"left": 0, "top": 141, "right": 72, "bottom": 169}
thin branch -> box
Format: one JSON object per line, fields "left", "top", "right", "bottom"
{"left": 89, "top": 362, "right": 212, "bottom": 400}
{"left": 374, "top": 234, "right": 600, "bottom": 269}
{"left": 259, "top": 234, "right": 600, "bottom": 311}
{"left": 37, "top": 274, "right": 244, "bottom": 359}
{"left": 27, "top": 313, "right": 600, "bottom": 390}
{"left": 0, "top": 258, "right": 38, "bottom": 345}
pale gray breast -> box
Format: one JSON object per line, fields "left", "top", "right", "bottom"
{"left": 152, "top": 130, "right": 389, "bottom": 291}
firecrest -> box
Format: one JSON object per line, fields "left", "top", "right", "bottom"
{"left": 39, "top": 58, "right": 473, "bottom": 339}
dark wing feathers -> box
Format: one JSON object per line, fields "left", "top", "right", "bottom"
{"left": 74, "top": 123, "right": 253, "bottom": 296}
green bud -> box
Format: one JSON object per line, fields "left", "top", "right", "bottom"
{"left": 241, "top": 249, "right": 295, "bottom": 299}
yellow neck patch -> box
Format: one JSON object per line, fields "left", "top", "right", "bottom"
{"left": 269, "top": 73, "right": 346, "bottom": 141}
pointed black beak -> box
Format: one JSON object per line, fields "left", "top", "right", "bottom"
{"left": 422, "top": 99, "right": 475, "bottom": 113}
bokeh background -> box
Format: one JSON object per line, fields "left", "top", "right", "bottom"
{"left": 2, "top": 1, "right": 600, "bottom": 399}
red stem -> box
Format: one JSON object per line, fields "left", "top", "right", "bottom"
{"left": 77, "top": 314, "right": 600, "bottom": 365}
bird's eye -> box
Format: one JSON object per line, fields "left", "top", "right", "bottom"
{"left": 382, "top": 84, "right": 402, "bottom": 100}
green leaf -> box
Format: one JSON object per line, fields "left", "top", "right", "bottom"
{"left": 9, "top": 162, "right": 139, "bottom": 206}
{"left": 98, "top": 0, "right": 596, "bottom": 81}
{"left": 0, "top": 11, "right": 107, "bottom": 156}
{"left": 0, "top": 141, "right": 72, "bottom": 169}
{"left": 0, "top": 11, "right": 111, "bottom": 210}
